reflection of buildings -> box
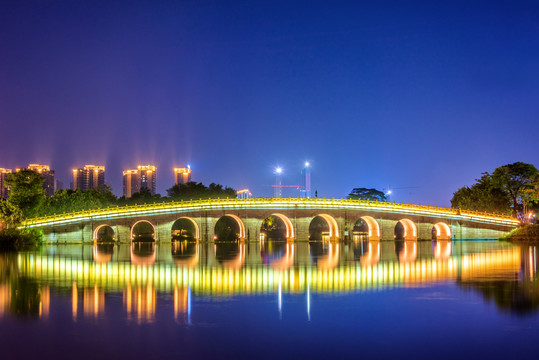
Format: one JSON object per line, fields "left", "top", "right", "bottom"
{"left": 39, "top": 286, "right": 50, "bottom": 319}
{"left": 72, "top": 282, "right": 105, "bottom": 319}
{"left": 0, "top": 168, "right": 12, "bottom": 199}
{"left": 85, "top": 284, "right": 105, "bottom": 318}
{"left": 0, "top": 282, "right": 49, "bottom": 319}
{"left": 123, "top": 165, "right": 157, "bottom": 197}
{"left": 72, "top": 165, "right": 105, "bottom": 191}
{"left": 173, "top": 167, "right": 191, "bottom": 185}
{"left": 124, "top": 282, "right": 156, "bottom": 323}
{"left": 17, "top": 164, "right": 55, "bottom": 196}
{"left": 174, "top": 285, "right": 189, "bottom": 323}
{"left": 0, "top": 283, "right": 9, "bottom": 317}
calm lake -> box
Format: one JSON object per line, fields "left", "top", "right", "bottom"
{"left": 1, "top": 239, "right": 538, "bottom": 359}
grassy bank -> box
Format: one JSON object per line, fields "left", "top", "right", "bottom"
{"left": 502, "top": 224, "right": 539, "bottom": 243}
{"left": 0, "top": 228, "right": 43, "bottom": 251}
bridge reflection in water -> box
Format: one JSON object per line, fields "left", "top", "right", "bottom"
{"left": 3, "top": 240, "right": 537, "bottom": 322}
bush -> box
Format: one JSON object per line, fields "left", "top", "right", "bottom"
{"left": 0, "top": 228, "right": 43, "bottom": 251}
{"left": 502, "top": 224, "right": 539, "bottom": 242}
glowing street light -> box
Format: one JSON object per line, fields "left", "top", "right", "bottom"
{"left": 274, "top": 167, "right": 283, "bottom": 198}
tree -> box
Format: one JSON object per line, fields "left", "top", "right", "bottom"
{"left": 451, "top": 162, "right": 538, "bottom": 216}
{"left": 5, "top": 170, "right": 45, "bottom": 218}
{"left": 347, "top": 188, "right": 387, "bottom": 202}
{"left": 167, "top": 182, "right": 236, "bottom": 200}
{"left": 451, "top": 173, "right": 511, "bottom": 213}
{"left": 491, "top": 162, "right": 539, "bottom": 217}
{"left": 520, "top": 182, "right": 539, "bottom": 222}
{"left": 37, "top": 185, "right": 118, "bottom": 216}
{"left": 0, "top": 199, "right": 23, "bottom": 227}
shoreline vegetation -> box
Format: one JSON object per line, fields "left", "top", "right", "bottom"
{"left": 502, "top": 224, "right": 539, "bottom": 243}
{"left": 0, "top": 228, "right": 43, "bottom": 251}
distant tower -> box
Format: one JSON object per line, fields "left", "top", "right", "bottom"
{"left": 122, "top": 165, "right": 157, "bottom": 198}
{"left": 0, "top": 168, "right": 12, "bottom": 199}
{"left": 19, "top": 164, "right": 55, "bottom": 196}
{"left": 236, "top": 189, "right": 252, "bottom": 199}
{"left": 123, "top": 169, "right": 139, "bottom": 198}
{"left": 274, "top": 167, "right": 282, "bottom": 198}
{"left": 301, "top": 162, "right": 312, "bottom": 198}
{"left": 137, "top": 165, "right": 156, "bottom": 195}
{"left": 173, "top": 166, "right": 192, "bottom": 185}
{"left": 72, "top": 165, "right": 105, "bottom": 191}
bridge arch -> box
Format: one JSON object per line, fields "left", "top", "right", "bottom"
{"left": 398, "top": 240, "right": 417, "bottom": 263}
{"left": 433, "top": 222, "right": 451, "bottom": 240}
{"left": 130, "top": 242, "right": 156, "bottom": 265}
{"left": 317, "top": 242, "right": 340, "bottom": 270}
{"left": 270, "top": 243, "right": 295, "bottom": 270}
{"left": 172, "top": 242, "right": 199, "bottom": 268}
{"left": 309, "top": 214, "right": 339, "bottom": 240}
{"left": 171, "top": 217, "right": 200, "bottom": 240}
{"left": 214, "top": 214, "right": 246, "bottom": 241}
{"left": 352, "top": 216, "right": 380, "bottom": 241}
{"left": 360, "top": 241, "right": 380, "bottom": 267}
{"left": 131, "top": 220, "right": 156, "bottom": 241}
{"left": 93, "top": 224, "right": 115, "bottom": 242}
{"left": 434, "top": 240, "right": 452, "bottom": 261}
{"left": 260, "top": 213, "right": 294, "bottom": 240}
{"left": 394, "top": 219, "right": 417, "bottom": 241}
{"left": 216, "top": 242, "right": 246, "bottom": 269}
{"left": 93, "top": 244, "right": 114, "bottom": 264}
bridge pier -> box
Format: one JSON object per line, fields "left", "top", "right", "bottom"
{"left": 295, "top": 217, "right": 312, "bottom": 241}
{"left": 418, "top": 223, "right": 434, "bottom": 240}
{"left": 243, "top": 218, "right": 263, "bottom": 242}
{"left": 379, "top": 219, "right": 398, "bottom": 240}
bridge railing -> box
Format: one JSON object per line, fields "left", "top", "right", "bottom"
{"left": 21, "top": 197, "right": 518, "bottom": 227}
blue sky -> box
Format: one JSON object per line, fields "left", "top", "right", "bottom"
{"left": 1, "top": 0, "right": 538, "bottom": 205}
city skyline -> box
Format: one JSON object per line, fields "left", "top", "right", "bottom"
{"left": 0, "top": 160, "right": 317, "bottom": 199}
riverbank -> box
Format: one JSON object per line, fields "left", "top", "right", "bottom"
{"left": 502, "top": 224, "right": 539, "bottom": 243}
{"left": 0, "top": 228, "right": 43, "bottom": 251}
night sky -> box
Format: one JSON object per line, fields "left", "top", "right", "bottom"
{"left": 1, "top": 0, "right": 538, "bottom": 205}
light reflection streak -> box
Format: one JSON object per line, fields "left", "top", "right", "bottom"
{"left": 2, "top": 242, "right": 527, "bottom": 321}
{"left": 15, "top": 246, "right": 522, "bottom": 296}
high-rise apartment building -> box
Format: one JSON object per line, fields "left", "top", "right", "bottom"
{"left": 123, "top": 169, "right": 139, "bottom": 198}
{"left": 173, "top": 166, "right": 192, "bottom": 186}
{"left": 123, "top": 165, "right": 157, "bottom": 198}
{"left": 17, "top": 164, "right": 55, "bottom": 196}
{"left": 0, "top": 168, "right": 12, "bottom": 199}
{"left": 72, "top": 165, "right": 105, "bottom": 191}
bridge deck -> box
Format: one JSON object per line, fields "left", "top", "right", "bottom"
{"left": 22, "top": 197, "right": 518, "bottom": 228}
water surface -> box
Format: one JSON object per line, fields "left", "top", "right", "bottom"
{"left": 1, "top": 239, "right": 538, "bottom": 359}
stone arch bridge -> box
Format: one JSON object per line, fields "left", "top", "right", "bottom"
{"left": 22, "top": 198, "right": 518, "bottom": 243}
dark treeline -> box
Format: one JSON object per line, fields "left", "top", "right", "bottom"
{"left": 451, "top": 162, "right": 538, "bottom": 219}
{"left": 41, "top": 181, "right": 236, "bottom": 217}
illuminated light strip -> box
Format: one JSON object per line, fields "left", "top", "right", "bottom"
{"left": 21, "top": 198, "right": 519, "bottom": 229}
{"left": 17, "top": 247, "right": 520, "bottom": 295}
